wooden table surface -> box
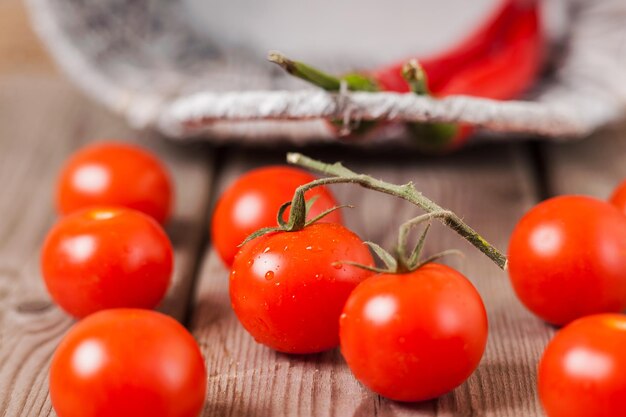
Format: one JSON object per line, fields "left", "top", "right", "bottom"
{"left": 2, "top": 2, "right": 626, "bottom": 416}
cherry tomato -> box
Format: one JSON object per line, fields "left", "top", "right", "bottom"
{"left": 229, "top": 222, "right": 373, "bottom": 354}
{"left": 610, "top": 180, "right": 626, "bottom": 215}
{"left": 41, "top": 207, "right": 173, "bottom": 318}
{"left": 508, "top": 195, "right": 626, "bottom": 325}
{"left": 539, "top": 314, "right": 626, "bottom": 417}
{"left": 57, "top": 142, "right": 173, "bottom": 224}
{"left": 339, "top": 263, "right": 488, "bottom": 402}
{"left": 49, "top": 309, "right": 207, "bottom": 417}
{"left": 212, "top": 166, "right": 342, "bottom": 266}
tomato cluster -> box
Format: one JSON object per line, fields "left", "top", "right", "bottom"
{"left": 40, "top": 141, "right": 626, "bottom": 415}
{"left": 215, "top": 162, "right": 490, "bottom": 402}
{"left": 42, "top": 142, "right": 206, "bottom": 417}
{"left": 216, "top": 158, "right": 626, "bottom": 415}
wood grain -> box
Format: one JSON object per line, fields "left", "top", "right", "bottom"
{"left": 0, "top": 0, "right": 56, "bottom": 75}
{"left": 542, "top": 122, "right": 626, "bottom": 198}
{"left": 0, "top": 76, "right": 214, "bottom": 416}
{"left": 191, "top": 144, "right": 553, "bottom": 417}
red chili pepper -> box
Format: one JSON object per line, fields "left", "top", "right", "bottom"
{"left": 373, "top": 0, "right": 544, "bottom": 151}
{"left": 373, "top": 0, "right": 543, "bottom": 98}
{"left": 268, "top": 0, "right": 544, "bottom": 150}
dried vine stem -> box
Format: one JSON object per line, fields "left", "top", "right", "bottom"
{"left": 286, "top": 152, "right": 508, "bottom": 270}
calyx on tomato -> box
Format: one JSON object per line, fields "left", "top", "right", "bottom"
{"left": 239, "top": 192, "right": 350, "bottom": 246}
{"left": 241, "top": 153, "right": 508, "bottom": 272}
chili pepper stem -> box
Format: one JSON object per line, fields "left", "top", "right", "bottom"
{"left": 286, "top": 152, "right": 508, "bottom": 270}
{"left": 402, "top": 59, "right": 430, "bottom": 96}
{"left": 268, "top": 51, "right": 343, "bottom": 91}
{"left": 268, "top": 51, "right": 380, "bottom": 93}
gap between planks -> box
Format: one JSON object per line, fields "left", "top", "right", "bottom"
{"left": 541, "top": 121, "right": 626, "bottom": 198}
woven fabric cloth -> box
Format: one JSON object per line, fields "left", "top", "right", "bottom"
{"left": 25, "top": 0, "right": 626, "bottom": 144}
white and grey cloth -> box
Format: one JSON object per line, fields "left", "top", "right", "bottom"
{"left": 25, "top": 0, "right": 626, "bottom": 144}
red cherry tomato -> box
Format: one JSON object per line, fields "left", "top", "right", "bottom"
{"left": 610, "top": 180, "right": 626, "bottom": 215}
{"left": 339, "top": 263, "right": 488, "bottom": 402}
{"left": 41, "top": 207, "right": 173, "bottom": 318}
{"left": 212, "top": 166, "right": 342, "bottom": 266}
{"left": 229, "top": 222, "right": 373, "bottom": 354}
{"left": 57, "top": 142, "right": 173, "bottom": 224}
{"left": 49, "top": 309, "right": 207, "bottom": 417}
{"left": 539, "top": 314, "right": 626, "bottom": 417}
{"left": 508, "top": 196, "right": 626, "bottom": 325}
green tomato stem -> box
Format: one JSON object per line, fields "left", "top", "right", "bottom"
{"left": 286, "top": 152, "right": 508, "bottom": 271}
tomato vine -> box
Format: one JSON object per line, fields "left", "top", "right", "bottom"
{"left": 276, "top": 153, "right": 508, "bottom": 270}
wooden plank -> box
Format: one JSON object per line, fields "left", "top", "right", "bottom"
{"left": 0, "top": 0, "right": 56, "bottom": 75}
{"left": 542, "top": 122, "right": 626, "bottom": 198}
{"left": 0, "top": 76, "right": 215, "bottom": 416}
{"left": 191, "top": 144, "right": 553, "bottom": 416}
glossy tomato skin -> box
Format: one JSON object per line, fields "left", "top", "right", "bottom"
{"left": 610, "top": 180, "right": 626, "bottom": 215}
{"left": 508, "top": 196, "right": 626, "bottom": 325}
{"left": 49, "top": 309, "right": 207, "bottom": 417}
{"left": 212, "top": 166, "right": 342, "bottom": 266}
{"left": 339, "top": 263, "right": 488, "bottom": 402}
{"left": 57, "top": 142, "right": 173, "bottom": 224}
{"left": 41, "top": 207, "right": 173, "bottom": 318}
{"left": 539, "top": 314, "right": 626, "bottom": 417}
{"left": 229, "top": 222, "right": 373, "bottom": 354}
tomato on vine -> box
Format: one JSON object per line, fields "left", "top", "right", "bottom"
{"left": 539, "top": 314, "right": 626, "bottom": 417}
{"left": 340, "top": 263, "right": 488, "bottom": 402}
{"left": 335, "top": 205, "right": 488, "bottom": 402}
{"left": 508, "top": 196, "right": 626, "bottom": 325}
{"left": 610, "top": 179, "right": 626, "bottom": 215}
{"left": 229, "top": 153, "right": 505, "bottom": 401}
{"left": 41, "top": 207, "right": 173, "bottom": 318}
{"left": 212, "top": 166, "right": 341, "bottom": 266}
{"left": 49, "top": 309, "right": 207, "bottom": 417}
{"left": 57, "top": 142, "right": 173, "bottom": 224}
{"left": 230, "top": 222, "right": 374, "bottom": 353}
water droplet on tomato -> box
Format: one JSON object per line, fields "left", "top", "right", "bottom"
{"left": 263, "top": 246, "right": 271, "bottom": 253}
{"left": 305, "top": 246, "right": 313, "bottom": 250}
{"left": 247, "top": 259, "right": 254, "bottom": 267}
{"left": 333, "top": 263, "right": 342, "bottom": 270}
{"left": 265, "top": 271, "right": 275, "bottom": 280}
{"left": 283, "top": 245, "right": 289, "bottom": 251}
